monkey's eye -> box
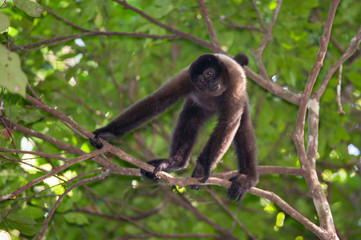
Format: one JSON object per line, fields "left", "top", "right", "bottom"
{"left": 207, "top": 71, "right": 213, "bottom": 76}
{"left": 199, "top": 77, "right": 204, "bottom": 82}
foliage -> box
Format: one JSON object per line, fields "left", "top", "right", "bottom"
{"left": 0, "top": 0, "right": 360, "bottom": 239}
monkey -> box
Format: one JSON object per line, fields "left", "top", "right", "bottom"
{"left": 89, "top": 53, "right": 258, "bottom": 202}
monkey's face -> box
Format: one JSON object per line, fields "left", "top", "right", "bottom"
{"left": 191, "top": 67, "right": 226, "bottom": 96}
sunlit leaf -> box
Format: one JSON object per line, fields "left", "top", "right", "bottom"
{"left": 269, "top": 0, "right": 277, "bottom": 10}
{"left": 14, "top": 0, "right": 44, "bottom": 17}
{"left": 321, "top": 169, "right": 332, "bottom": 182}
{"left": 0, "top": 44, "right": 28, "bottom": 97}
{"left": 0, "top": 12, "right": 10, "bottom": 32}
{"left": 276, "top": 212, "right": 285, "bottom": 227}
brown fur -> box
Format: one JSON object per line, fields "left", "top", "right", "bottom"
{"left": 89, "top": 53, "right": 258, "bottom": 202}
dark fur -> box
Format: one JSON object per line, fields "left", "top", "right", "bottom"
{"left": 89, "top": 53, "right": 258, "bottom": 202}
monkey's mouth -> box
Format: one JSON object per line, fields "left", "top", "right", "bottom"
{"left": 206, "top": 84, "right": 224, "bottom": 96}
{"left": 210, "top": 84, "right": 220, "bottom": 92}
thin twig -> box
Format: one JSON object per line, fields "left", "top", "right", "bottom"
{"left": 163, "top": 188, "right": 238, "bottom": 240}
{"left": 207, "top": 189, "right": 256, "bottom": 240}
{"left": 112, "top": 0, "right": 223, "bottom": 53}
{"left": 314, "top": 26, "right": 361, "bottom": 101}
{"left": 34, "top": 170, "right": 111, "bottom": 240}
{"left": 43, "top": 7, "right": 91, "bottom": 32}
{"left": 9, "top": 32, "right": 178, "bottom": 52}
{"left": 196, "top": 0, "right": 219, "bottom": 47}
{"left": 336, "top": 65, "right": 345, "bottom": 114}
{"left": 0, "top": 149, "right": 107, "bottom": 201}
{"left": 250, "top": 0, "right": 266, "bottom": 30}
{"left": 251, "top": 0, "right": 282, "bottom": 80}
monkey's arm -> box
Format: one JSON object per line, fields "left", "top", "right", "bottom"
{"left": 90, "top": 70, "right": 192, "bottom": 148}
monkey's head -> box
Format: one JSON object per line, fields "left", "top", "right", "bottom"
{"left": 189, "top": 54, "right": 226, "bottom": 96}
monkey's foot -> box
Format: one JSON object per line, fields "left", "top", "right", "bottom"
{"left": 89, "top": 136, "right": 103, "bottom": 149}
{"left": 226, "top": 174, "right": 257, "bottom": 203}
{"left": 190, "top": 162, "right": 210, "bottom": 190}
{"left": 89, "top": 128, "right": 118, "bottom": 149}
{"left": 140, "top": 158, "right": 185, "bottom": 180}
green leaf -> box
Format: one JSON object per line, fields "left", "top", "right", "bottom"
{"left": 346, "top": 72, "right": 361, "bottom": 88}
{"left": 321, "top": 169, "right": 333, "bottom": 182}
{"left": 14, "top": 0, "right": 44, "bottom": 18}
{"left": 0, "top": 44, "right": 28, "bottom": 97}
{"left": 322, "top": 87, "right": 336, "bottom": 103}
{"left": 0, "top": 12, "right": 10, "bottom": 32}
{"left": 18, "top": 207, "right": 45, "bottom": 219}
{"left": 6, "top": 213, "right": 39, "bottom": 236}
{"left": 64, "top": 212, "right": 89, "bottom": 225}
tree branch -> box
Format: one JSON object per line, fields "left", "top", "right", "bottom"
{"left": 290, "top": 0, "right": 341, "bottom": 238}
{"left": 294, "top": 0, "right": 339, "bottom": 137}
{"left": 34, "top": 170, "right": 111, "bottom": 240}
{"left": 251, "top": 0, "right": 282, "bottom": 80}
{"left": 9, "top": 31, "right": 178, "bottom": 52}
{"left": 43, "top": 7, "right": 91, "bottom": 32}
{"left": 207, "top": 189, "right": 256, "bottom": 240}
{"left": 336, "top": 64, "right": 345, "bottom": 114}
{"left": 196, "top": 0, "right": 219, "bottom": 48}
{"left": 0, "top": 149, "right": 107, "bottom": 201}
{"left": 112, "top": 0, "right": 223, "bottom": 53}
{"left": 244, "top": 67, "right": 302, "bottom": 105}
{"left": 313, "top": 26, "right": 361, "bottom": 101}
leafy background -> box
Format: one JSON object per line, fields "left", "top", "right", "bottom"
{"left": 0, "top": 0, "right": 360, "bottom": 239}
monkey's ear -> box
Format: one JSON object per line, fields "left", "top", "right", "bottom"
{"left": 234, "top": 53, "right": 249, "bottom": 66}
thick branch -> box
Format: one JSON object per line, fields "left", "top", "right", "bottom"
{"left": 244, "top": 67, "right": 302, "bottom": 105}
{"left": 249, "top": 187, "right": 330, "bottom": 239}
{"left": 291, "top": 0, "right": 340, "bottom": 238}
{"left": 294, "top": 0, "right": 339, "bottom": 137}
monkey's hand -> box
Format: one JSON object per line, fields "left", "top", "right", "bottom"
{"left": 89, "top": 128, "right": 117, "bottom": 149}
{"left": 227, "top": 174, "right": 258, "bottom": 203}
{"left": 89, "top": 133, "right": 103, "bottom": 149}
{"left": 140, "top": 158, "right": 185, "bottom": 180}
{"left": 190, "top": 162, "right": 210, "bottom": 190}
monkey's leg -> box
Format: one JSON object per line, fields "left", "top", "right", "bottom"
{"left": 228, "top": 101, "right": 258, "bottom": 203}
{"left": 191, "top": 103, "right": 244, "bottom": 186}
{"left": 141, "top": 99, "right": 211, "bottom": 180}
